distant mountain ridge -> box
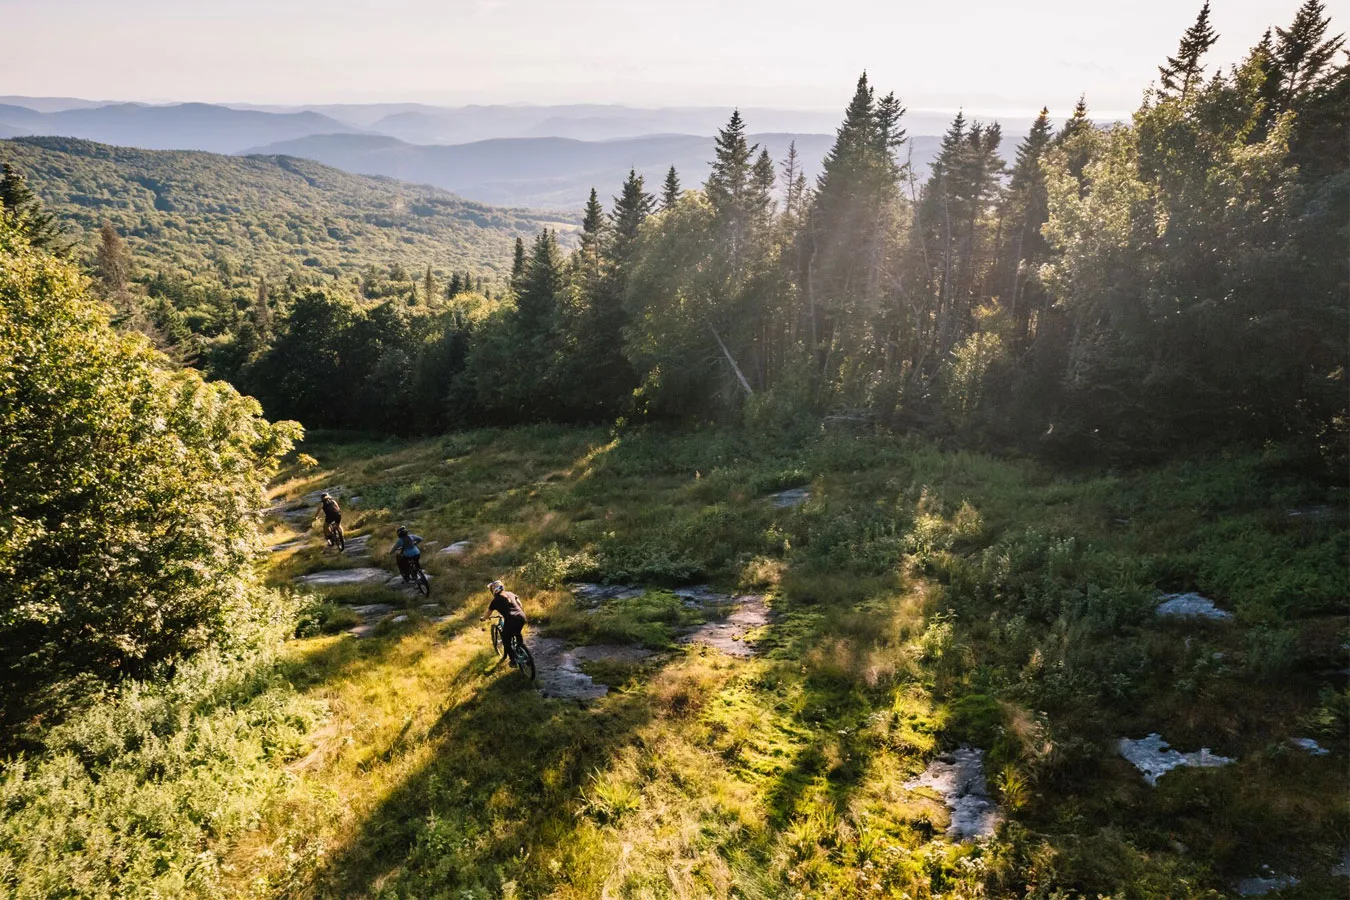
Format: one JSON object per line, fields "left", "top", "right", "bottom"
{"left": 242, "top": 130, "right": 1015, "bottom": 209}
{"left": 0, "top": 103, "right": 362, "bottom": 154}
{"left": 1, "top": 136, "right": 575, "bottom": 277}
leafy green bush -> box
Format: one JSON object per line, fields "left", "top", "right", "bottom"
{"left": 0, "top": 214, "right": 299, "bottom": 737}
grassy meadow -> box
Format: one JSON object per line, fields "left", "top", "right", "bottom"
{"left": 5, "top": 426, "right": 1347, "bottom": 898}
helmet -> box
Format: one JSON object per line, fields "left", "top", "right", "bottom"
{"left": 320, "top": 492, "right": 331, "bottom": 500}
{"left": 397, "top": 526, "right": 408, "bottom": 536}
{"left": 488, "top": 580, "right": 504, "bottom": 594}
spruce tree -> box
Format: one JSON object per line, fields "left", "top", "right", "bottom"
{"left": 510, "top": 236, "right": 527, "bottom": 296}
{"left": 448, "top": 272, "right": 463, "bottom": 297}
{"left": 579, "top": 187, "right": 607, "bottom": 268}
{"left": 1273, "top": 0, "right": 1345, "bottom": 106}
{"left": 780, "top": 142, "right": 803, "bottom": 217}
{"left": 752, "top": 149, "right": 776, "bottom": 221}
{"left": 661, "top": 166, "right": 681, "bottom": 210}
{"left": 0, "top": 163, "right": 66, "bottom": 254}
{"left": 424, "top": 265, "right": 435, "bottom": 305}
{"left": 1159, "top": 2, "right": 1218, "bottom": 98}
{"left": 610, "top": 169, "right": 655, "bottom": 266}
{"left": 254, "top": 278, "right": 271, "bottom": 335}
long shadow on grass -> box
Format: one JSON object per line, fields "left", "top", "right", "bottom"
{"left": 305, "top": 657, "right": 658, "bottom": 898}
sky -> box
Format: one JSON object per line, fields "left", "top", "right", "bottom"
{"left": 2, "top": 0, "right": 1342, "bottom": 116}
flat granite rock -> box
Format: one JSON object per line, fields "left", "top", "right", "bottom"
{"left": 904, "top": 747, "right": 1002, "bottom": 841}
{"left": 1289, "top": 737, "right": 1329, "bottom": 756}
{"left": 438, "top": 541, "right": 473, "bottom": 558}
{"left": 386, "top": 574, "right": 434, "bottom": 590}
{"left": 530, "top": 637, "right": 609, "bottom": 701}
{"left": 570, "top": 645, "right": 655, "bottom": 664}
{"left": 771, "top": 487, "right": 811, "bottom": 508}
{"left": 1119, "top": 733, "right": 1234, "bottom": 785}
{"left": 570, "top": 583, "right": 645, "bottom": 605}
{"left": 678, "top": 595, "right": 770, "bottom": 657}
{"left": 1157, "top": 592, "right": 1234, "bottom": 620}
{"left": 1235, "top": 872, "right": 1299, "bottom": 897}
{"left": 295, "top": 567, "right": 387, "bottom": 587}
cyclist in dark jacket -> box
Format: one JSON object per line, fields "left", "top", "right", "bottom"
{"left": 319, "top": 492, "right": 342, "bottom": 544}
{"left": 483, "top": 580, "right": 526, "bottom": 663}
{"left": 390, "top": 526, "right": 423, "bottom": 581}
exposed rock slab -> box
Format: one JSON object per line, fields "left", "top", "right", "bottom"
{"left": 295, "top": 567, "right": 388, "bottom": 587}
{"left": 904, "top": 747, "right": 1002, "bottom": 841}
{"left": 771, "top": 487, "right": 811, "bottom": 508}
{"left": 1331, "top": 849, "right": 1350, "bottom": 878}
{"left": 342, "top": 534, "right": 372, "bottom": 556}
{"left": 1157, "top": 592, "right": 1233, "bottom": 620}
{"left": 1289, "top": 737, "right": 1329, "bottom": 756}
{"left": 570, "top": 583, "right": 645, "bottom": 606}
{"left": 385, "top": 573, "right": 434, "bottom": 591}
{"left": 438, "top": 540, "right": 473, "bottom": 558}
{"left": 530, "top": 637, "right": 609, "bottom": 701}
{"left": 1235, "top": 872, "right": 1299, "bottom": 896}
{"left": 1118, "top": 733, "right": 1235, "bottom": 785}
{"left": 270, "top": 537, "right": 309, "bottom": 554}
{"left": 570, "top": 644, "right": 655, "bottom": 664}
{"left": 349, "top": 603, "right": 396, "bottom": 619}
{"left": 677, "top": 594, "right": 770, "bottom": 658}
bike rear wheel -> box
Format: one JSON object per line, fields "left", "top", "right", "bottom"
{"left": 513, "top": 638, "right": 536, "bottom": 680}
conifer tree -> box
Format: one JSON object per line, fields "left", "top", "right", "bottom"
{"left": 424, "top": 265, "right": 435, "bottom": 305}
{"left": 509, "top": 236, "right": 527, "bottom": 296}
{"left": 254, "top": 278, "right": 271, "bottom": 335}
{"left": 517, "top": 229, "right": 564, "bottom": 335}
{"left": 611, "top": 169, "right": 655, "bottom": 267}
{"left": 780, "top": 142, "right": 804, "bottom": 217}
{"left": 1159, "top": 2, "right": 1218, "bottom": 98}
{"left": 448, "top": 272, "right": 463, "bottom": 297}
{"left": 1272, "top": 0, "right": 1345, "bottom": 106}
{"left": 579, "top": 187, "right": 607, "bottom": 269}
{"left": 661, "top": 166, "right": 681, "bottom": 210}
{"left": 752, "top": 149, "right": 776, "bottom": 221}
{"left": 0, "top": 163, "right": 66, "bottom": 254}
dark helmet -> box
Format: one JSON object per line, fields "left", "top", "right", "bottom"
{"left": 488, "top": 580, "right": 505, "bottom": 595}
{"left": 321, "top": 492, "right": 331, "bottom": 500}
{"left": 397, "top": 526, "right": 408, "bottom": 536}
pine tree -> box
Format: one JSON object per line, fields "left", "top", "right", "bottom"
{"left": 661, "top": 166, "right": 681, "bottom": 210}
{"left": 706, "top": 110, "right": 760, "bottom": 277}
{"left": 254, "top": 278, "right": 271, "bottom": 335}
{"left": 1273, "top": 0, "right": 1345, "bottom": 106}
{"left": 780, "top": 142, "right": 803, "bottom": 217}
{"left": 875, "top": 91, "right": 907, "bottom": 156}
{"left": 448, "top": 272, "right": 463, "bottom": 297}
{"left": 1159, "top": 2, "right": 1218, "bottom": 98}
{"left": 579, "top": 187, "right": 607, "bottom": 268}
{"left": 611, "top": 169, "right": 655, "bottom": 267}
{"left": 752, "top": 149, "right": 776, "bottom": 221}
{"left": 518, "top": 229, "right": 564, "bottom": 334}
{"left": 424, "top": 265, "right": 436, "bottom": 306}
{"left": 510, "top": 236, "right": 527, "bottom": 297}
{"left": 0, "top": 163, "right": 66, "bottom": 253}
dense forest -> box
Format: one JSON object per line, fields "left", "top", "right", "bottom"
{"left": 13, "top": 3, "right": 1339, "bottom": 463}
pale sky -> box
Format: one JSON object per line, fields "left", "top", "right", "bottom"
{"left": 2, "top": 0, "right": 1342, "bottom": 115}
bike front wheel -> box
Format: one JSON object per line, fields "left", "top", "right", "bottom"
{"left": 415, "top": 567, "right": 430, "bottom": 596}
{"left": 491, "top": 622, "right": 503, "bottom": 656}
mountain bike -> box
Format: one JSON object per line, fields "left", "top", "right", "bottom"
{"left": 324, "top": 520, "right": 345, "bottom": 552}
{"left": 393, "top": 552, "right": 431, "bottom": 596}
{"left": 487, "top": 615, "right": 535, "bottom": 680}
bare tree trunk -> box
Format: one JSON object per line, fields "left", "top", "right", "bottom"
{"left": 710, "top": 323, "right": 753, "bottom": 397}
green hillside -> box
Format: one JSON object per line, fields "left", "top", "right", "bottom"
{"left": 0, "top": 136, "right": 576, "bottom": 277}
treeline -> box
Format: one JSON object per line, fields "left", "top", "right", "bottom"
{"left": 61, "top": 2, "right": 1350, "bottom": 462}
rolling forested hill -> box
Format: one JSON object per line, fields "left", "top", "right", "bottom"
{"left": 0, "top": 136, "right": 577, "bottom": 277}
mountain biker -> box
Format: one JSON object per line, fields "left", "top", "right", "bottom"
{"left": 482, "top": 580, "right": 526, "bottom": 663}
{"left": 319, "top": 492, "right": 342, "bottom": 543}
{"left": 389, "top": 526, "right": 424, "bottom": 581}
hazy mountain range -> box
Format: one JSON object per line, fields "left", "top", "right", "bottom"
{"left": 0, "top": 97, "right": 1034, "bottom": 208}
